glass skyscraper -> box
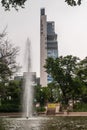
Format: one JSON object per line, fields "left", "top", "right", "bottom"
{"left": 40, "top": 8, "right": 58, "bottom": 86}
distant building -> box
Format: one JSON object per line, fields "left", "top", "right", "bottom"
{"left": 14, "top": 72, "right": 39, "bottom": 86}
{"left": 40, "top": 8, "right": 58, "bottom": 87}
{"left": 14, "top": 75, "right": 23, "bottom": 81}
{"left": 23, "top": 72, "right": 37, "bottom": 86}
{"left": 36, "top": 77, "right": 40, "bottom": 85}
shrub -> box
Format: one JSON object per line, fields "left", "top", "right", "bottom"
{"left": 36, "top": 107, "right": 46, "bottom": 112}
{"left": 0, "top": 103, "right": 21, "bottom": 112}
{"left": 73, "top": 102, "right": 87, "bottom": 112}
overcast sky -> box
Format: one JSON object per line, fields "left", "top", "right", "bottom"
{"left": 0, "top": 0, "right": 87, "bottom": 77}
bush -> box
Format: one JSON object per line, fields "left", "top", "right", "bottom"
{"left": 36, "top": 107, "right": 46, "bottom": 112}
{"left": 73, "top": 102, "right": 87, "bottom": 112}
{"left": 0, "top": 103, "right": 21, "bottom": 112}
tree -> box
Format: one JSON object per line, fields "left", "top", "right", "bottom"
{"left": 44, "top": 55, "right": 82, "bottom": 105}
{"left": 77, "top": 57, "right": 87, "bottom": 103}
{"left": 34, "top": 83, "right": 61, "bottom": 106}
{"left": 47, "top": 82, "right": 61, "bottom": 103}
{"left": 0, "top": 30, "right": 19, "bottom": 82}
{"left": 65, "top": 0, "right": 81, "bottom": 6}
{"left": 0, "top": 30, "right": 20, "bottom": 111}
{"left": 7, "top": 80, "right": 22, "bottom": 103}
{"left": 77, "top": 57, "right": 87, "bottom": 86}
{"left": 1, "top": 0, "right": 82, "bottom": 11}
{"left": 34, "top": 85, "right": 50, "bottom": 106}
{"left": 1, "top": 0, "right": 27, "bottom": 11}
{"left": 0, "top": 79, "right": 22, "bottom": 112}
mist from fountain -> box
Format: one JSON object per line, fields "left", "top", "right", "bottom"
{"left": 22, "top": 39, "right": 33, "bottom": 118}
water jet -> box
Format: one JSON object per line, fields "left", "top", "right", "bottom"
{"left": 22, "top": 38, "right": 33, "bottom": 118}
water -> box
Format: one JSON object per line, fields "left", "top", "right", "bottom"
{"left": 22, "top": 39, "right": 33, "bottom": 118}
{"left": 1, "top": 116, "right": 87, "bottom": 130}
{"left": 1, "top": 41, "right": 87, "bottom": 130}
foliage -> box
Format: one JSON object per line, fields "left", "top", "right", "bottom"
{"left": 0, "top": 29, "right": 19, "bottom": 82}
{"left": 0, "top": 29, "right": 21, "bottom": 112}
{"left": 65, "top": 0, "right": 81, "bottom": 6}
{"left": 73, "top": 102, "right": 87, "bottom": 112}
{"left": 1, "top": 0, "right": 27, "bottom": 10}
{"left": 7, "top": 80, "right": 22, "bottom": 101}
{"left": 0, "top": 80, "right": 22, "bottom": 112}
{"left": 36, "top": 106, "right": 46, "bottom": 112}
{"left": 34, "top": 83, "right": 61, "bottom": 108}
{"left": 34, "top": 85, "right": 50, "bottom": 106}
{"left": 34, "top": 55, "right": 87, "bottom": 111}
{"left": 44, "top": 55, "right": 87, "bottom": 106}
{"left": 0, "top": 0, "right": 82, "bottom": 11}
{"left": 0, "top": 103, "right": 21, "bottom": 112}
{"left": 76, "top": 57, "right": 87, "bottom": 103}
{"left": 47, "top": 82, "right": 61, "bottom": 103}
{"left": 77, "top": 57, "right": 87, "bottom": 86}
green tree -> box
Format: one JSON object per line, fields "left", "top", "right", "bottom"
{"left": 34, "top": 85, "right": 50, "bottom": 106}
{"left": 47, "top": 82, "right": 61, "bottom": 103}
{"left": 0, "top": 30, "right": 20, "bottom": 111}
{"left": 45, "top": 55, "right": 82, "bottom": 105}
{"left": 77, "top": 57, "right": 87, "bottom": 103}
{"left": 34, "top": 83, "right": 61, "bottom": 106}
{"left": 77, "top": 57, "right": 87, "bottom": 86}
{"left": 7, "top": 80, "right": 22, "bottom": 103}
{"left": 0, "top": 79, "right": 22, "bottom": 112}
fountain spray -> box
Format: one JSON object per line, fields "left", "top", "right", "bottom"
{"left": 23, "top": 38, "right": 33, "bottom": 118}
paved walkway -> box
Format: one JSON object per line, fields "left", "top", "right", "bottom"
{"left": 0, "top": 113, "right": 22, "bottom": 118}
{"left": 0, "top": 112, "right": 87, "bottom": 117}
{"left": 62, "top": 112, "right": 87, "bottom": 116}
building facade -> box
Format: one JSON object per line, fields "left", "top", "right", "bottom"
{"left": 23, "top": 72, "right": 37, "bottom": 86}
{"left": 40, "top": 8, "right": 58, "bottom": 87}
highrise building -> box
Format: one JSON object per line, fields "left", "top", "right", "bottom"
{"left": 40, "top": 8, "right": 58, "bottom": 87}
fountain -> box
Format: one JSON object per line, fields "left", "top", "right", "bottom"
{"left": 0, "top": 40, "right": 87, "bottom": 130}
{"left": 22, "top": 38, "right": 33, "bottom": 118}
{"left": 1, "top": 39, "right": 87, "bottom": 130}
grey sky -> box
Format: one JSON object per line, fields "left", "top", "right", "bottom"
{"left": 0, "top": 0, "right": 87, "bottom": 76}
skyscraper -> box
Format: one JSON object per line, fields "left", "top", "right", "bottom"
{"left": 40, "top": 8, "right": 58, "bottom": 87}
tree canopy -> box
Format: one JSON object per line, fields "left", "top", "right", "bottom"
{"left": 1, "top": 0, "right": 82, "bottom": 10}
{"left": 1, "top": 0, "right": 27, "bottom": 10}
{"left": 44, "top": 55, "right": 87, "bottom": 105}
{"left": 0, "top": 29, "right": 19, "bottom": 81}
{"left": 65, "top": 0, "right": 81, "bottom": 6}
{"left": 0, "top": 30, "right": 21, "bottom": 112}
